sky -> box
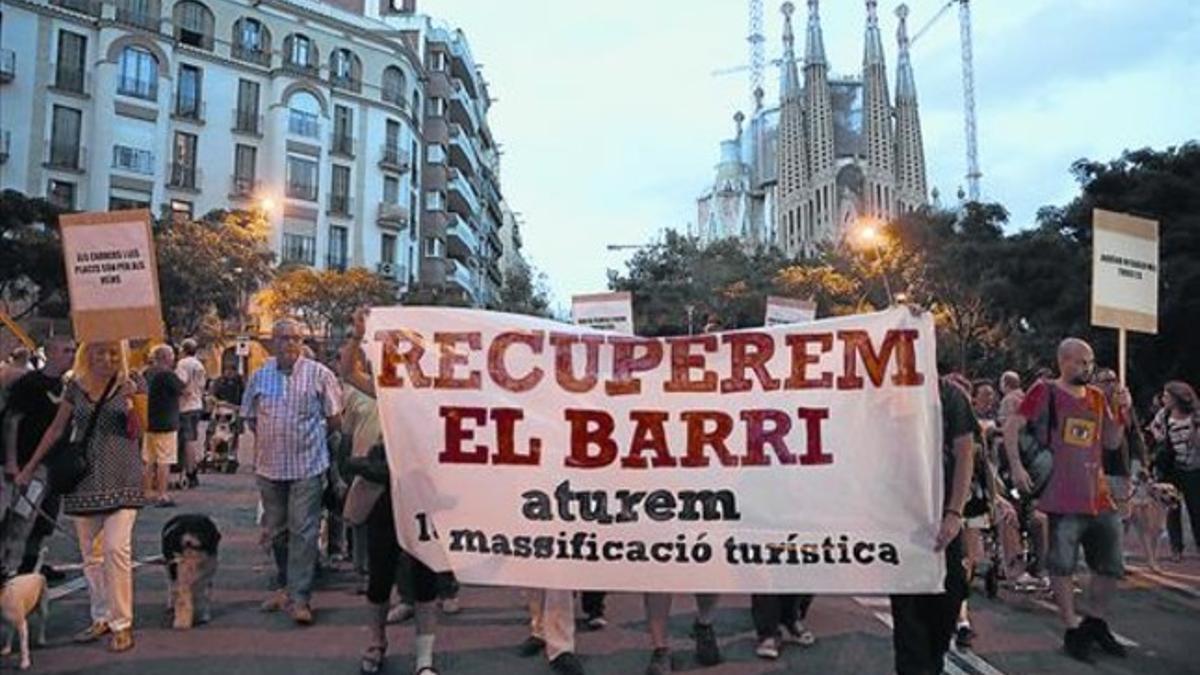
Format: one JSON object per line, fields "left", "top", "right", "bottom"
{"left": 428, "top": 0, "right": 1200, "bottom": 310}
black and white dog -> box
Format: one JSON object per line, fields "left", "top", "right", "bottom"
{"left": 161, "top": 514, "right": 221, "bottom": 629}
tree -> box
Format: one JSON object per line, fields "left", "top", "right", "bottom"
{"left": 155, "top": 209, "right": 275, "bottom": 341}
{"left": 493, "top": 264, "right": 551, "bottom": 317}
{"left": 0, "top": 190, "right": 68, "bottom": 320}
{"left": 263, "top": 266, "right": 398, "bottom": 338}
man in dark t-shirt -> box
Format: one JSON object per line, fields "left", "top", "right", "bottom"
{"left": 2, "top": 335, "right": 75, "bottom": 577}
{"left": 889, "top": 376, "right": 977, "bottom": 675}
{"left": 144, "top": 345, "right": 185, "bottom": 506}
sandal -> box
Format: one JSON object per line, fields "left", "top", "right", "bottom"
{"left": 108, "top": 629, "right": 134, "bottom": 653}
{"left": 360, "top": 644, "right": 386, "bottom": 674}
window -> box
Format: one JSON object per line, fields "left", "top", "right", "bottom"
{"left": 425, "top": 190, "right": 444, "bottom": 211}
{"left": 287, "top": 90, "right": 320, "bottom": 138}
{"left": 175, "top": 64, "right": 203, "bottom": 119}
{"left": 112, "top": 145, "right": 154, "bottom": 174}
{"left": 328, "top": 226, "right": 348, "bottom": 269}
{"left": 118, "top": 45, "right": 157, "bottom": 99}
{"left": 426, "top": 97, "right": 445, "bottom": 117}
{"left": 49, "top": 105, "right": 82, "bottom": 168}
{"left": 286, "top": 155, "right": 318, "bottom": 200}
{"left": 381, "top": 119, "right": 403, "bottom": 168}
{"left": 173, "top": 0, "right": 214, "bottom": 50}
{"left": 282, "top": 233, "right": 316, "bottom": 265}
{"left": 115, "top": 0, "right": 159, "bottom": 30}
{"left": 233, "top": 18, "right": 270, "bottom": 64}
{"left": 170, "top": 132, "right": 198, "bottom": 188}
{"left": 332, "top": 105, "right": 352, "bottom": 155}
{"left": 431, "top": 51, "right": 446, "bottom": 72}
{"left": 233, "top": 144, "right": 256, "bottom": 193}
{"left": 427, "top": 143, "right": 446, "bottom": 164}
{"left": 109, "top": 191, "right": 151, "bottom": 211}
{"left": 235, "top": 79, "right": 260, "bottom": 133}
{"left": 382, "top": 66, "right": 405, "bottom": 105}
{"left": 47, "top": 180, "right": 76, "bottom": 210}
{"left": 330, "top": 49, "right": 360, "bottom": 90}
{"left": 423, "top": 237, "right": 443, "bottom": 258}
{"left": 330, "top": 164, "right": 350, "bottom": 214}
{"left": 54, "top": 31, "right": 86, "bottom": 93}
{"left": 381, "top": 233, "right": 397, "bottom": 264}
{"left": 411, "top": 90, "right": 421, "bottom": 125}
{"left": 169, "top": 199, "right": 193, "bottom": 223}
{"left": 285, "top": 34, "right": 316, "bottom": 73}
{"left": 383, "top": 176, "right": 400, "bottom": 205}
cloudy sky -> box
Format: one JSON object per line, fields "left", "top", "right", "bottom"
{"left": 429, "top": 0, "right": 1199, "bottom": 309}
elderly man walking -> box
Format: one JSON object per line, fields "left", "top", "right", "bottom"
{"left": 242, "top": 319, "right": 343, "bottom": 625}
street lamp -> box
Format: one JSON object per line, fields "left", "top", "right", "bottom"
{"left": 852, "top": 217, "right": 894, "bottom": 306}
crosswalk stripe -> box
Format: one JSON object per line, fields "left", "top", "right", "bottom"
{"left": 863, "top": 605, "right": 1002, "bottom": 675}
{"left": 1029, "top": 598, "right": 1139, "bottom": 647}
{"left": 46, "top": 558, "right": 157, "bottom": 602}
{"left": 853, "top": 595, "right": 891, "bottom": 607}
{"left": 950, "top": 644, "right": 1008, "bottom": 675}
{"left": 1127, "top": 564, "right": 1200, "bottom": 598}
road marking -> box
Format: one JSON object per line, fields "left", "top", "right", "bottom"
{"left": 950, "top": 645, "right": 1008, "bottom": 675}
{"left": 1126, "top": 564, "right": 1200, "bottom": 598}
{"left": 46, "top": 557, "right": 160, "bottom": 602}
{"left": 1029, "top": 598, "right": 1138, "bottom": 647}
{"left": 862, "top": 605, "right": 997, "bottom": 675}
{"left": 853, "top": 595, "right": 891, "bottom": 607}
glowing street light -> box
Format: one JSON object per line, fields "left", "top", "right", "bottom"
{"left": 851, "top": 217, "right": 894, "bottom": 306}
{"left": 258, "top": 196, "right": 276, "bottom": 213}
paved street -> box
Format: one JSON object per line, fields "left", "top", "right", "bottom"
{"left": 18, "top": 459, "right": 1200, "bottom": 675}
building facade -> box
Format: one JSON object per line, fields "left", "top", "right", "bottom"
{"left": 0, "top": 0, "right": 509, "bottom": 305}
{"left": 694, "top": 0, "right": 927, "bottom": 257}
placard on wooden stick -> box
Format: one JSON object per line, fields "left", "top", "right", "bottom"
{"left": 59, "top": 209, "right": 164, "bottom": 342}
{"left": 1091, "top": 208, "right": 1159, "bottom": 335}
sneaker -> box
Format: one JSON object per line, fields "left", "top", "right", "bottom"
{"left": 955, "top": 624, "right": 975, "bottom": 650}
{"left": 440, "top": 597, "right": 461, "bottom": 614}
{"left": 691, "top": 621, "right": 722, "bottom": 666}
{"left": 549, "top": 652, "right": 585, "bottom": 675}
{"left": 108, "top": 628, "right": 134, "bottom": 653}
{"left": 755, "top": 637, "right": 780, "bottom": 660}
{"left": 517, "top": 636, "right": 546, "bottom": 657}
{"left": 290, "top": 602, "right": 314, "bottom": 625}
{"left": 1081, "top": 616, "right": 1127, "bottom": 657}
{"left": 1063, "top": 625, "right": 1094, "bottom": 663}
{"left": 260, "top": 590, "right": 289, "bottom": 612}
{"left": 73, "top": 622, "right": 111, "bottom": 643}
{"left": 585, "top": 614, "right": 608, "bottom": 631}
{"left": 784, "top": 620, "right": 816, "bottom": 646}
{"left": 644, "top": 648, "right": 671, "bottom": 675}
{"left": 386, "top": 602, "right": 414, "bottom": 623}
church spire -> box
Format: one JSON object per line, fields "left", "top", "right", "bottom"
{"left": 893, "top": 3, "right": 927, "bottom": 211}
{"left": 779, "top": 1, "right": 801, "bottom": 101}
{"left": 805, "top": 0, "right": 827, "bottom": 66}
{"left": 862, "top": 0, "right": 893, "bottom": 218}
{"left": 776, "top": 1, "right": 811, "bottom": 255}
{"left": 863, "top": 0, "right": 885, "bottom": 66}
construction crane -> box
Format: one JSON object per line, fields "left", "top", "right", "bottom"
{"left": 910, "top": 0, "right": 982, "bottom": 202}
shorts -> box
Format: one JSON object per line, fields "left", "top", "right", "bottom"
{"left": 143, "top": 431, "right": 179, "bottom": 464}
{"left": 179, "top": 411, "right": 202, "bottom": 442}
{"left": 1047, "top": 511, "right": 1124, "bottom": 578}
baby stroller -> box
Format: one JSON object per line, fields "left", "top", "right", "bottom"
{"left": 200, "top": 400, "right": 240, "bottom": 474}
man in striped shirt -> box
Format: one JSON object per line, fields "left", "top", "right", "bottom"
{"left": 241, "top": 318, "right": 343, "bottom": 625}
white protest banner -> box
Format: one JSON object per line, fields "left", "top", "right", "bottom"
{"left": 1091, "top": 208, "right": 1158, "bottom": 335}
{"left": 765, "top": 296, "right": 817, "bottom": 326}
{"left": 571, "top": 291, "right": 634, "bottom": 334}
{"left": 366, "top": 306, "right": 944, "bottom": 594}
{"left": 59, "top": 209, "right": 164, "bottom": 342}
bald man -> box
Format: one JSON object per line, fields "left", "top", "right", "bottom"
{"left": 1003, "top": 338, "right": 1130, "bottom": 663}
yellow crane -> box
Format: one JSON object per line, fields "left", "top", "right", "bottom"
{"left": 0, "top": 309, "right": 37, "bottom": 351}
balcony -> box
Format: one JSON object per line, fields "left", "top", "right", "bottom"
{"left": 167, "top": 162, "right": 200, "bottom": 190}
{"left": 447, "top": 123, "right": 478, "bottom": 176}
{"left": 173, "top": 98, "right": 206, "bottom": 123}
{"left": 280, "top": 60, "right": 319, "bottom": 79}
{"left": 378, "top": 144, "right": 409, "bottom": 172}
{"left": 377, "top": 202, "right": 409, "bottom": 229}
{"left": 0, "top": 130, "right": 10, "bottom": 164}
{"left": 326, "top": 254, "right": 348, "bottom": 272}
{"left": 444, "top": 213, "right": 478, "bottom": 257}
{"left": 0, "top": 49, "right": 14, "bottom": 83}
{"left": 448, "top": 78, "right": 481, "bottom": 134}
{"left": 51, "top": 64, "right": 88, "bottom": 95}
{"left": 114, "top": 7, "right": 160, "bottom": 32}
{"left": 486, "top": 256, "right": 503, "bottom": 284}
{"left": 232, "top": 108, "right": 262, "bottom": 135}
{"left": 286, "top": 179, "right": 318, "bottom": 201}
{"left": 330, "top": 73, "right": 361, "bottom": 94}
{"left": 45, "top": 144, "right": 86, "bottom": 172}
{"left": 330, "top": 131, "right": 354, "bottom": 158}
{"left": 229, "top": 175, "right": 260, "bottom": 198}
{"left": 231, "top": 44, "right": 271, "bottom": 68}
{"left": 327, "top": 193, "right": 353, "bottom": 217}
{"left": 112, "top": 146, "right": 155, "bottom": 175}
{"left": 446, "top": 167, "right": 479, "bottom": 217}
{"left": 53, "top": 0, "right": 102, "bottom": 16}
{"left": 446, "top": 257, "right": 474, "bottom": 294}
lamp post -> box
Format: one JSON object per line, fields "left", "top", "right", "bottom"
{"left": 853, "top": 219, "right": 895, "bottom": 306}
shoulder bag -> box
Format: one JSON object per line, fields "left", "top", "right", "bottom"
{"left": 48, "top": 375, "right": 118, "bottom": 494}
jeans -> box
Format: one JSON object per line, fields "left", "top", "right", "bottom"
{"left": 889, "top": 536, "right": 966, "bottom": 675}
{"left": 257, "top": 474, "right": 324, "bottom": 604}
{"left": 1167, "top": 468, "right": 1200, "bottom": 554}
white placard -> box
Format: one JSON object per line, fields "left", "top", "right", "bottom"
{"left": 62, "top": 218, "right": 156, "bottom": 311}
{"left": 765, "top": 296, "right": 817, "bottom": 326}
{"left": 571, "top": 291, "right": 634, "bottom": 335}
{"left": 1091, "top": 209, "right": 1158, "bottom": 334}
{"left": 366, "top": 306, "right": 945, "bottom": 594}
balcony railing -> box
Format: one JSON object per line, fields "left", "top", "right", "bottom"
{"left": 232, "top": 108, "right": 262, "bottom": 135}
{"left": 330, "top": 73, "right": 361, "bottom": 93}
{"left": 328, "top": 193, "right": 352, "bottom": 216}
{"left": 173, "top": 98, "right": 206, "bottom": 122}
{"left": 230, "top": 175, "right": 259, "bottom": 197}
{"left": 53, "top": 0, "right": 102, "bottom": 16}
{"left": 281, "top": 60, "right": 319, "bottom": 78}
{"left": 231, "top": 44, "right": 271, "bottom": 67}
{"left": 46, "top": 143, "right": 86, "bottom": 171}
{"left": 330, "top": 131, "right": 354, "bottom": 157}
{"left": 0, "top": 49, "right": 15, "bottom": 83}
{"left": 167, "top": 162, "right": 200, "bottom": 189}
{"left": 377, "top": 202, "right": 409, "bottom": 227}
{"left": 114, "top": 7, "right": 160, "bottom": 31}
{"left": 326, "top": 254, "right": 348, "bottom": 272}
{"left": 286, "top": 179, "right": 318, "bottom": 201}
{"left": 381, "top": 88, "right": 407, "bottom": 109}
{"left": 288, "top": 111, "right": 319, "bottom": 138}
{"left": 112, "top": 146, "right": 155, "bottom": 175}
{"left": 379, "top": 144, "right": 409, "bottom": 172}
{"left": 51, "top": 64, "right": 88, "bottom": 94}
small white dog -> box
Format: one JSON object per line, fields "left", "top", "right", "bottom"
{"left": 0, "top": 549, "right": 50, "bottom": 671}
{"left": 1129, "top": 473, "right": 1183, "bottom": 571}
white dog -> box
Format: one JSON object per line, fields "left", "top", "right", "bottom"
{"left": 1129, "top": 473, "right": 1183, "bottom": 572}
{"left": 0, "top": 549, "right": 49, "bottom": 671}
